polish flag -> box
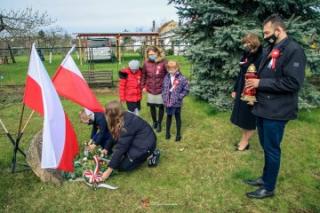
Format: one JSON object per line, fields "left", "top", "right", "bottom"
{"left": 52, "top": 46, "right": 104, "bottom": 112}
{"left": 23, "top": 44, "right": 79, "bottom": 172}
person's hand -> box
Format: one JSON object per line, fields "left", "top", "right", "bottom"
{"left": 101, "top": 149, "right": 108, "bottom": 156}
{"left": 142, "top": 88, "right": 147, "bottom": 93}
{"left": 101, "top": 167, "right": 113, "bottom": 181}
{"left": 231, "top": 92, "right": 236, "bottom": 99}
{"left": 245, "top": 79, "right": 260, "bottom": 90}
{"left": 88, "top": 143, "right": 96, "bottom": 152}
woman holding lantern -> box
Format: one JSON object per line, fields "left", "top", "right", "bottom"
{"left": 230, "top": 33, "right": 263, "bottom": 151}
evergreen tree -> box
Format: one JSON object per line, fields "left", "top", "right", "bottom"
{"left": 169, "top": 0, "right": 320, "bottom": 110}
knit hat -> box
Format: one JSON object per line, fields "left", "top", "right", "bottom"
{"left": 128, "top": 60, "right": 140, "bottom": 71}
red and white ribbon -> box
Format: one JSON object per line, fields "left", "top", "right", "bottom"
{"left": 83, "top": 155, "right": 103, "bottom": 184}
{"left": 156, "top": 65, "right": 161, "bottom": 75}
{"left": 239, "top": 58, "right": 248, "bottom": 65}
{"left": 271, "top": 49, "right": 280, "bottom": 70}
{"left": 170, "top": 79, "right": 179, "bottom": 92}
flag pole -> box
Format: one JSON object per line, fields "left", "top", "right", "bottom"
{"left": 21, "top": 110, "right": 34, "bottom": 133}
{"left": 0, "top": 118, "right": 26, "bottom": 157}
{"left": 67, "top": 44, "right": 76, "bottom": 55}
{"left": 0, "top": 118, "right": 9, "bottom": 133}
{"left": 55, "top": 45, "right": 76, "bottom": 71}
{"left": 62, "top": 45, "right": 76, "bottom": 63}
{"left": 11, "top": 103, "right": 27, "bottom": 172}
{"left": 16, "top": 103, "right": 25, "bottom": 137}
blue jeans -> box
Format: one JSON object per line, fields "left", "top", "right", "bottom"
{"left": 118, "top": 153, "right": 150, "bottom": 172}
{"left": 257, "top": 117, "right": 287, "bottom": 191}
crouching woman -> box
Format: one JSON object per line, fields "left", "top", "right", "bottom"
{"left": 101, "top": 100, "right": 160, "bottom": 181}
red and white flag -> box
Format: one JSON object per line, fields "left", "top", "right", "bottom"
{"left": 23, "top": 44, "right": 79, "bottom": 172}
{"left": 52, "top": 46, "right": 104, "bottom": 112}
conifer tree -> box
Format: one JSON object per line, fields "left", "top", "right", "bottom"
{"left": 169, "top": 0, "right": 320, "bottom": 110}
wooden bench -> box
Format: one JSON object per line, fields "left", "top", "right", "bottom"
{"left": 82, "top": 70, "right": 113, "bottom": 88}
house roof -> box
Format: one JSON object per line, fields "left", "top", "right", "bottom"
{"left": 76, "top": 32, "right": 159, "bottom": 38}
{"left": 158, "top": 20, "right": 177, "bottom": 34}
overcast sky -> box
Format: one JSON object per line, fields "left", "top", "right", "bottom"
{"left": 1, "top": 0, "right": 179, "bottom": 34}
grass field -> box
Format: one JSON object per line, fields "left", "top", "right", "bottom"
{"left": 0, "top": 53, "right": 192, "bottom": 86}
{"left": 0, "top": 87, "right": 319, "bottom": 212}
{"left": 0, "top": 54, "right": 319, "bottom": 212}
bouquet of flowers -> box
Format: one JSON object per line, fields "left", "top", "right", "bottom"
{"left": 62, "top": 141, "right": 110, "bottom": 181}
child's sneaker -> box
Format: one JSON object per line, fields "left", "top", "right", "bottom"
{"left": 148, "top": 149, "right": 160, "bottom": 167}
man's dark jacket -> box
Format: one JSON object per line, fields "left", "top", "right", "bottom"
{"left": 252, "top": 38, "right": 306, "bottom": 120}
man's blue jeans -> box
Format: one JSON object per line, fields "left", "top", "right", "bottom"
{"left": 257, "top": 117, "right": 287, "bottom": 191}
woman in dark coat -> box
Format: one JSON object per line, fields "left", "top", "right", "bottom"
{"left": 101, "top": 101, "right": 160, "bottom": 180}
{"left": 230, "top": 33, "right": 263, "bottom": 151}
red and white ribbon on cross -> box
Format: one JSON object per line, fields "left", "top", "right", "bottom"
{"left": 83, "top": 155, "right": 103, "bottom": 184}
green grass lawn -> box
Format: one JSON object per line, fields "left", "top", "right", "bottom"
{"left": 0, "top": 88, "right": 319, "bottom": 212}
{"left": 0, "top": 53, "right": 192, "bottom": 86}
{"left": 0, "top": 53, "right": 319, "bottom": 212}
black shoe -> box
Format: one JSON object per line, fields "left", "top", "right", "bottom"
{"left": 148, "top": 149, "right": 160, "bottom": 167}
{"left": 175, "top": 135, "right": 181, "bottom": 142}
{"left": 165, "top": 132, "right": 171, "bottom": 140}
{"left": 156, "top": 122, "right": 162, "bottom": 133}
{"left": 236, "top": 144, "right": 250, "bottom": 151}
{"left": 246, "top": 187, "right": 274, "bottom": 199}
{"left": 152, "top": 122, "right": 158, "bottom": 129}
{"left": 244, "top": 177, "right": 264, "bottom": 187}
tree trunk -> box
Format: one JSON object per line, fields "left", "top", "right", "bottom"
{"left": 7, "top": 43, "right": 16, "bottom": 63}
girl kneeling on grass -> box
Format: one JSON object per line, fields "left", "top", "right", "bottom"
{"left": 101, "top": 101, "right": 160, "bottom": 181}
{"left": 162, "top": 60, "right": 189, "bottom": 142}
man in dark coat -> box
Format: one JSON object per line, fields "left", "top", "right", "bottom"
{"left": 244, "top": 14, "right": 306, "bottom": 199}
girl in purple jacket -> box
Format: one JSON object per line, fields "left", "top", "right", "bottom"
{"left": 162, "top": 61, "right": 189, "bottom": 142}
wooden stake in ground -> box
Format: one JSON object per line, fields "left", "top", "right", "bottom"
{"left": 0, "top": 103, "right": 35, "bottom": 173}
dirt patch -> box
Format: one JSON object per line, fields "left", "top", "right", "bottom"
{"left": 93, "top": 87, "right": 118, "bottom": 95}
{"left": 0, "top": 85, "right": 118, "bottom": 106}
{"left": 0, "top": 86, "right": 24, "bottom": 105}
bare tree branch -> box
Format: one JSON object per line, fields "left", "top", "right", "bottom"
{"left": 0, "top": 7, "right": 55, "bottom": 38}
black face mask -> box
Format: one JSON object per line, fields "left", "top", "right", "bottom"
{"left": 264, "top": 34, "right": 277, "bottom": 46}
